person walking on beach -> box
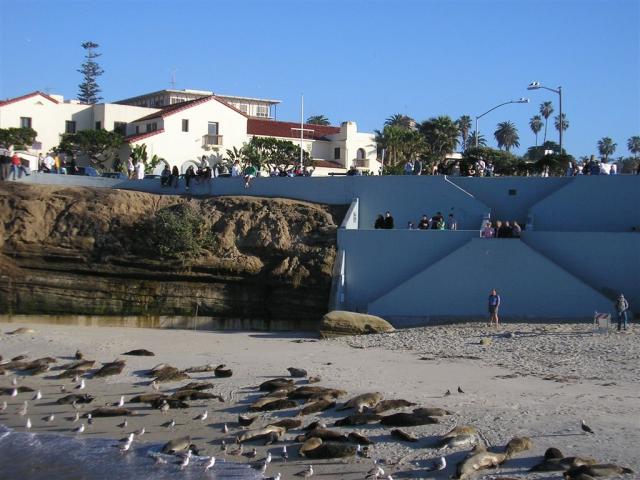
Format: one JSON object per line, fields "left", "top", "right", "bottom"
{"left": 488, "top": 289, "right": 501, "bottom": 327}
{"left": 615, "top": 293, "right": 629, "bottom": 331}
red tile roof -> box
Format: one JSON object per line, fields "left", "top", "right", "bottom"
{"left": 124, "top": 128, "right": 165, "bottom": 143}
{"left": 247, "top": 118, "right": 341, "bottom": 140}
{"left": 131, "top": 95, "right": 249, "bottom": 123}
{"left": 0, "top": 91, "right": 60, "bottom": 106}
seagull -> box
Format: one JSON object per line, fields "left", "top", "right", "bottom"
{"left": 75, "top": 423, "right": 85, "bottom": 434}
{"left": 444, "top": 389, "right": 451, "bottom": 397}
{"left": 222, "top": 423, "right": 229, "bottom": 434}
{"left": 121, "top": 433, "right": 135, "bottom": 443}
{"left": 72, "top": 401, "right": 82, "bottom": 411}
{"left": 117, "top": 395, "right": 125, "bottom": 407}
{"left": 17, "top": 401, "right": 28, "bottom": 416}
{"left": 25, "top": 418, "right": 32, "bottom": 429}
{"left": 244, "top": 447, "right": 257, "bottom": 459}
{"left": 11, "top": 377, "right": 18, "bottom": 386}
{"left": 73, "top": 412, "right": 80, "bottom": 422}
{"left": 180, "top": 450, "right": 192, "bottom": 470}
{"left": 252, "top": 459, "right": 268, "bottom": 475}
{"left": 581, "top": 419, "right": 594, "bottom": 434}
{"left": 204, "top": 456, "right": 215, "bottom": 471}
{"left": 162, "top": 419, "right": 175, "bottom": 429}
{"left": 76, "top": 379, "right": 85, "bottom": 390}
{"left": 133, "top": 427, "right": 145, "bottom": 436}
{"left": 73, "top": 374, "right": 80, "bottom": 383}
{"left": 60, "top": 385, "right": 66, "bottom": 393}
{"left": 10, "top": 388, "right": 18, "bottom": 397}
{"left": 118, "top": 419, "right": 128, "bottom": 429}
{"left": 295, "top": 465, "right": 314, "bottom": 478}
{"left": 43, "top": 414, "right": 55, "bottom": 423}
{"left": 87, "top": 413, "right": 93, "bottom": 425}
{"left": 195, "top": 410, "right": 208, "bottom": 422}
{"left": 154, "top": 455, "right": 167, "bottom": 465}
{"left": 151, "top": 380, "right": 160, "bottom": 391}
{"left": 281, "top": 445, "right": 288, "bottom": 462}
{"left": 265, "top": 452, "right": 272, "bottom": 464}
{"left": 119, "top": 440, "right": 133, "bottom": 453}
{"left": 159, "top": 401, "right": 169, "bottom": 414}
{"left": 33, "top": 390, "right": 42, "bottom": 401}
{"left": 0, "top": 401, "right": 7, "bottom": 412}
{"left": 425, "top": 456, "right": 446, "bottom": 471}
{"left": 457, "top": 386, "right": 465, "bottom": 394}
{"left": 220, "top": 440, "right": 227, "bottom": 452}
{"left": 265, "top": 474, "right": 281, "bottom": 480}
{"left": 366, "top": 465, "right": 385, "bottom": 479}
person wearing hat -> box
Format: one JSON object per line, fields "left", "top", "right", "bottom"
{"left": 615, "top": 294, "right": 629, "bottom": 331}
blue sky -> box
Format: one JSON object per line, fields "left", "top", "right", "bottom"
{"left": 0, "top": 0, "right": 638, "bottom": 158}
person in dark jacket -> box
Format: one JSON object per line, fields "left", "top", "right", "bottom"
{"left": 374, "top": 214, "right": 385, "bottom": 229}
{"left": 383, "top": 211, "right": 394, "bottom": 229}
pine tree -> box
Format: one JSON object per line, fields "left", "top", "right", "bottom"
{"left": 77, "top": 41, "right": 104, "bottom": 104}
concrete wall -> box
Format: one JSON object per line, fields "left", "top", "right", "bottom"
{"left": 529, "top": 176, "right": 640, "bottom": 232}
{"left": 339, "top": 229, "right": 478, "bottom": 311}
{"left": 523, "top": 231, "right": 640, "bottom": 310}
{"left": 368, "top": 238, "right": 613, "bottom": 324}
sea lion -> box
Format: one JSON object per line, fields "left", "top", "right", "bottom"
{"left": 411, "top": 407, "right": 452, "bottom": 417}
{"left": 8, "top": 328, "right": 35, "bottom": 335}
{"left": 93, "top": 360, "right": 126, "bottom": 378}
{"left": 177, "top": 381, "right": 214, "bottom": 391}
{"left": 214, "top": 364, "right": 233, "bottom": 377}
{"left": 304, "top": 442, "right": 357, "bottom": 459}
{"left": 304, "top": 428, "right": 349, "bottom": 443}
{"left": 122, "top": 349, "right": 155, "bottom": 356}
{"left": 307, "top": 375, "right": 321, "bottom": 384}
{"left": 456, "top": 452, "right": 507, "bottom": 479}
{"left": 380, "top": 412, "right": 439, "bottom": 427}
{"left": 267, "top": 418, "right": 303, "bottom": 430}
{"left": 369, "top": 399, "right": 417, "bottom": 413}
{"left": 238, "top": 426, "right": 286, "bottom": 443}
{"left": 57, "top": 360, "right": 95, "bottom": 371}
{"left": 288, "top": 386, "right": 328, "bottom": 399}
{"left": 530, "top": 457, "right": 597, "bottom": 472}
{"left": 88, "top": 407, "right": 133, "bottom": 417}
{"left": 151, "top": 398, "right": 189, "bottom": 409}
{"left": 250, "top": 396, "right": 287, "bottom": 410}
{"left": 504, "top": 436, "right": 533, "bottom": 458}
{"left": 161, "top": 436, "right": 191, "bottom": 454}
{"left": 564, "top": 464, "right": 634, "bottom": 478}
{"left": 287, "top": 367, "right": 308, "bottom": 378}
{"left": 251, "top": 399, "right": 297, "bottom": 412}
{"left": 259, "top": 378, "right": 294, "bottom": 392}
{"left": 169, "top": 390, "right": 223, "bottom": 402}
{"left": 299, "top": 437, "right": 322, "bottom": 456}
{"left": 337, "top": 392, "right": 383, "bottom": 412}
{"left": 348, "top": 431, "right": 374, "bottom": 445}
{"left": 545, "top": 447, "right": 564, "bottom": 460}
{"left": 152, "top": 366, "right": 189, "bottom": 383}
{"left": 442, "top": 425, "right": 478, "bottom": 438}
{"left": 183, "top": 364, "right": 216, "bottom": 373}
{"left": 438, "top": 434, "right": 478, "bottom": 450}
{"left": 129, "top": 393, "right": 167, "bottom": 404}
{"left": 306, "top": 389, "right": 347, "bottom": 402}
{"left": 304, "top": 420, "right": 327, "bottom": 431}
{"left": 238, "top": 414, "right": 259, "bottom": 427}
{"left": 21, "top": 363, "right": 50, "bottom": 375}
{"left": 50, "top": 368, "right": 88, "bottom": 380}
{"left": 298, "top": 399, "right": 336, "bottom": 416}
{"left": 0, "top": 386, "right": 34, "bottom": 394}
{"left": 264, "top": 388, "right": 293, "bottom": 399}
{"left": 334, "top": 414, "right": 382, "bottom": 427}
{"left": 391, "top": 428, "right": 419, "bottom": 442}
{"left": 57, "top": 394, "right": 94, "bottom": 404}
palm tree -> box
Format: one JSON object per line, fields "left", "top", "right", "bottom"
{"left": 597, "top": 137, "right": 617, "bottom": 161}
{"left": 554, "top": 113, "right": 569, "bottom": 133}
{"left": 419, "top": 116, "right": 459, "bottom": 159}
{"left": 456, "top": 115, "right": 472, "bottom": 151}
{"left": 466, "top": 130, "right": 487, "bottom": 149}
{"left": 306, "top": 115, "right": 330, "bottom": 126}
{"left": 539, "top": 101, "right": 554, "bottom": 143}
{"left": 627, "top": 135, "right": 640, "bottom": 159}
{"left": 384, "top": 114, "right": 415, "bottom": 129}
{"left": 529, "top": 115, "right": 543, "bottom": 147}
{"left": 494, "top": 121, "right": 520, "bottom": 152}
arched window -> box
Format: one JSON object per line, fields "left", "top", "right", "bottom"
{"left": 356, "top": 148, "right": 366, "bottom": 160}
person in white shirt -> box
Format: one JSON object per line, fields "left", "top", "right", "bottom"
{"left": 610, "top": 163, "right": 617, "bottom": 175}
{"left": 135, "top": 161, "right": 145, "bottom": 180}
{"left": 127, "top": 156, "right": 135, "bottom": 179}
{"left": 231, "top": 160, "right": 242, "bottom": 177}
{"left": 43, "top": 153, "right": 55, "bottom": 172}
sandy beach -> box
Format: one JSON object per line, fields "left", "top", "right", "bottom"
{"left": 0, "top": 321, "right": 638, "bottom": 479}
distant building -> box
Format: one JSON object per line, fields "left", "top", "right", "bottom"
{"left": 0, "top": 89, "right": 379, "bottom": 175}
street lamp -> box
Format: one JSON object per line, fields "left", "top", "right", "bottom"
{"left": 527, "top": 81, "right": 563, "bottom": 154}
{"left": 475, "top": 98, "right": 529, "bottom": 148}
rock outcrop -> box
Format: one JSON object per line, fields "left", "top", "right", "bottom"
{"left": 319, "top": 310, "right": 395, "bottom": 337}
{"left": 0, "top": 184, "right": 345, "bottom": 328}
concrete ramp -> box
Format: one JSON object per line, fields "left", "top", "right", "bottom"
{"left": 368, "top": 238, "right": 612, "bottom": 324}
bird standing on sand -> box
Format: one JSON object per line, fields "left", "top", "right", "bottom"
{"left": 265, "top": 452, "right": 272, "bottom": 464}
{"left": 75, "top": 423, "right": 85, "bottom": 434}
{"left": 11, "top": 377, "right": 18, "bottom": 386}
{"left": 151, "top": 381, "right": 160, "bottom": 392}
{"left": 281, "top": 445, "right": 288, "bottom": 462}
{"left": 204, "top": 456, "right": 215, "bottom": 471}
{"left": 162, "top": 419, "right": 175, "bottom": 429}
{"left": 10, "top": 388, "right": 18, "bottom": 397}
{"left": 444, "top": 389, "right": 451, "bottom": 397}
{"left": 244, "top": 447, "right": 257, "bottom": 459}
{"left": 87, "top": 413, "right": 93, "bottom": 425}
{"left": 220, "top": 440, "right": 227, "bottom": 453}
{"left": 43, "top": 414, "right": 55, "bottom": 423}
{"left": 195, "top": 410, "right": 208, "bottom": 422}
{"left": 117, "top": 396, "right": 125, "bottom": 407}
{"left": 25, "top": 418, "right": 32, "bottom": 429}
{"left": 160, "top": 401, "right": 169, "bottom": 414}
{"left": 133, "top": 427, "right": 145, "bottom": 436}
{"left": 118, "top": 419, "right": 128, "bottom": 429}
{"left": 76, "top": 379, "right": 86, "bottom": 390}
{"left": 366, "top": 465, "right": 385, "bottom": 479}
{"left": 180, "top": 450, "right": 192, "bottom": 470}
{"left": 222, "top": 423, "right": 229, "bottom": 434}
{"left": 33, "top": 390, "right": 42, "bottom": 401}
{"left": 425, "top": 456, "right": 446, "bottom": 471}
{"left": 252, "top": 459, "right": 268, "bottom": 475}
{"left": 60, "top": 385, "right": 66, "bottom": 393}
{"left": 581, "top": 419, "right": 594, "bottom": 434}
{"left": 295, "top": 465, "right": 314, "bottom": 478}
{"left": 119, "top": 440, "right": 132, "bottom": 454}
{"left": 17, "top": 401, "right": 28, "bottom": 416}
{"left": 457, "top": 386, "right": 465, "bottom": 394}
{"left": 73, "top": 412, "right": 80, "bottom": 422}
{"left": 0, "top": 401, "right": 7, "bottom": 412}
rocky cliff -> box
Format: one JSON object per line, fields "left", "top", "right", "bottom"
{"left": 0, "top": 183, "right": 345, "bottom": 328}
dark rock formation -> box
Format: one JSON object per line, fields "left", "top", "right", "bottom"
{"left": 0, "top": 184, "right": 345, "bottom": 328}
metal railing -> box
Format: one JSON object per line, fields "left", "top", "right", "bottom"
{"left": 202, "top": 134, "right": 223, "bottom": 146}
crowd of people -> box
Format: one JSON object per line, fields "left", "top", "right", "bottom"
{"left": 480, "top": 220, "right": 522, "bottom": 238}
{"left": 374, "top": 211, "right": 458, "bottom": 230}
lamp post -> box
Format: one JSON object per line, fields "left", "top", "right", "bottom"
{"left": 527, "top": 81, "right": 563, "bottom": 154}
{"left": 475, "top": 98, "right": 529, "bottom": 148}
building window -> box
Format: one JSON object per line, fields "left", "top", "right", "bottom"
{"left": 65, "top": 121, "right": 76, "bottom": 134}
{"left": 20, "top": 117, "right": 32, "bottom": 129}
{"left": 239, "top": 104, "right": 249, "bottom": 114}
{"left": 208, "top": 122, "right": 219, "bottom": 136}
{"left": 135, "top": 125, "right": 140, "bottom": 135}
{"left": 356, "top": 148, "right": 366, "bottom": 159}
{"left": 182, "top": 119, "right": 189, "bottom": 132}
{"left": 255, "top": 105, "right": 269, "bottom": 118}
{"left": 95, "top": 121, "right": 102, "bottom": 130}
{"left": 146, "top": 122, "right": 157, "bottom": 133}
{"left": 114, "top": 122, "right": 127, "bottom": 135}
{"left": 334, "top": 147, "right": 341, "bottom": 160}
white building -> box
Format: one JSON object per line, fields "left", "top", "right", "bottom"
{"left": 0, "top": 89, "right": 379, "bottom": 175}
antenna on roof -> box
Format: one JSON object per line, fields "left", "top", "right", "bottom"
{"left": 170, "top": 69, "right": 177, "bottom": 89}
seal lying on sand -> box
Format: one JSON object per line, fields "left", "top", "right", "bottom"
{"left": 456, "top": 452, "right": 507, "bottom": 479}
{"left": 504, "top": 436, "right": 533, "bottom": 458}
{"left": 93, "top": 360, "right": 126, "bottom": 378}
{"left": 298, "top": 399, "right": 335, "bottom": 416}
{"left": 161, "top": 436, "right": 191, "bottom": 454}
{"left": 380, "top": 412, "right": 438, "bottom": 427}
{"left": 334, "top": 413, "right": 381, "bottom": 427}
{"left": 563, "top": 464, "right": 634, "bottom": 479}
{"left": 530, "top": 456, "right": 597, "bottom": 472}
{"left": 122, "top": 349, "right": 155, "bottom": 356}
{"left": 238, "top": 426, "right": 286, "bottom": 443}
{"left": 287, "top": 367, "right": 307, "bottom": 378}
{"left": 337, "top": 392, "right": 383, "bottom": 413}
{"left": 370, "top": 399, "right": 416, "bottom": 413}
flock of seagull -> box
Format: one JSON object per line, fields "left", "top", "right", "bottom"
{"left": 0, "top": 343, "right": 636, "bottom": 480}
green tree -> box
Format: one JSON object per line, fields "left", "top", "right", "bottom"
{"left": 524, "top": 141, "right": 561, "bottom": 162}
{"left": 130, "top": 143, "right": 164, "bottom": 173}
{"left": 554, "top": 113, "right": 569, "bottom": 133}
{"left": 627, "top": 135, "right": 640, "bottom": 158}
{"left": 77, "top": 41, "right": 104, "bottom": 104}
{"left": 243, "top": 136, "right": 310, "bottom": 171}
{"left": 57, "top": 129, "right": 122, "bottom": 168}
{"left": 494, "top": 121, "right": 520, "bottom": 152}
{"left": 419, "top": 115, "right": 459, "bottom": 161}
{"left": 462, "top": 146, "right": 524, "bottom": 176}
{"left": 597, "top": 137, "right": 616, "bottom": 161}
{"left": 539, "top": 101, "right": 554, "bottom": 143}
{"left": 466, "top": 130, "right": 487, "bottom": 149}
{"left": 529, "top": 115, "right": 543, "bottom": 147}
{"left": 0, "top": 127, "right": 37, "bottom": 150}
{"left": 456, "top": 115, "right": 472, "bottom": 152}
{"left": 384, "top": 114, "right": 415, "bottom": 129}
{"left": 306, "top": 115, "right": 330, "bottom": 126}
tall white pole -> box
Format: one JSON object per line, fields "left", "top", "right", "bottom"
{"left": 300, "top": 94, "right": 304, "bottom": 168}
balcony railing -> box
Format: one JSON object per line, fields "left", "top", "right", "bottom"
{"left": 202, "top": 134, "right": 223, "bottom": 146}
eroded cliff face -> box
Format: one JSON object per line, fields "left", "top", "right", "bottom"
{"left": 0, "top": 184, "right": 345, "bottom": 327}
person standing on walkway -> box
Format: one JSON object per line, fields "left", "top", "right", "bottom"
{"left": 488, "top": 289, "right": 501, "bottom": 327}
{"left": 615, "top": 294, "right": 629, "bottom": 331}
